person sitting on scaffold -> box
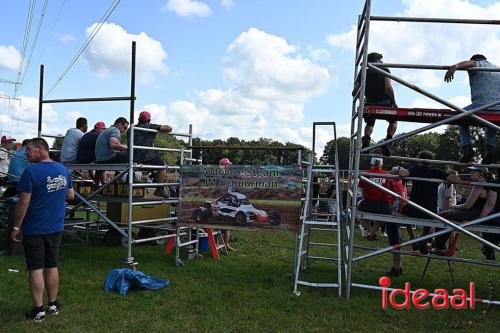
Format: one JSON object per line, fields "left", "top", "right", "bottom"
{"left": 353, "top": 52, "right": 398, "bottom": 156}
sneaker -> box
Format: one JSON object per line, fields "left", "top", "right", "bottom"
{"left": 361, "top": 135, "right": 371, "bottom": 150}
{"left": 47, "top": 302, "right": 60, "bottom": 315}
{"left": 386, "top": 266, "right": 403, "bottom": 277}
{"left": 358, "top": 225, "right": 366, "bottom": 237}
{"left": 153, "top": 188, "right": 169, "bottom": 198}
{"left": 460, "top": 145, "right": 474, "bottom": 163}
{"left": 26, "top": 309, "right": 45, "bottom": 322}
{"left": 481, "top": 247, "right": 496, "bottom": 260}
{"left": 381, "top": 141, "right": 392, "bottom": 157}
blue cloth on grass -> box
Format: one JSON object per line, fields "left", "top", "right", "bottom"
{"left": 104, "top": 268, "right": 169, "bottom": 295}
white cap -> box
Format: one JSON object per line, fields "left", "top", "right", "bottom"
{"left": 370, "top": 157, "right": 383, "bottom": 166}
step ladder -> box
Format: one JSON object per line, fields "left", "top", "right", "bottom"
{"left": 206, "top": 228, "right": 228, "bottom": 259}
{"left": 293, "top": 122, "right": 342, "bottom": 296}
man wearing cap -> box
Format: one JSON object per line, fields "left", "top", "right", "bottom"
{"left": 358, "top": 157, "right": 401, "bottom": 276}
{"left": 444, "top": 54, "right": 500, "bottom": 164}
{"left": 132, "top": 111, "right": 172, "bottom": 198}
{"left": 77, "top": 122, "right": 107, "bottom": 186}
{"left": 0, "top": 135, "right": 16, "bottom": 182}
{"left": 7, "top": 139, "right": 31, "bottom": 189}
{"left": 60, "top": 117, "right": 88, "bottom": 164}
{"left": 95, "top": 117, "right": 129, "bottom": 164}
{"left": 219, "top": 157, "right": 236, "bottom": 251}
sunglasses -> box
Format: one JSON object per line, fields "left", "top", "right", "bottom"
{"left": 25, "top": 146, "right": 39, "bottom": 151}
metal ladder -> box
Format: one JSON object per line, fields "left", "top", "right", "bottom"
{"left": 293, "top": 122, "right": 342, "bottom": 296}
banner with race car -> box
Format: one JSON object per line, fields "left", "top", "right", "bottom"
{"left": 179, "top": 165, "right": 302, "bottom": 231}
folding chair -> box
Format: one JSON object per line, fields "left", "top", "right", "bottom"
{"left": 420, "top": 232, "right": 460, "bottom": 287}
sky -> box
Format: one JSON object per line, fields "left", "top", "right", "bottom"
{"left": 0, "top": 0, "right": 499, "bottom": 155}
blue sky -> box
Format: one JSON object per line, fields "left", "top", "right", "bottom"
{"left": 1, "top": 0, "right": 499, "bottom": 154}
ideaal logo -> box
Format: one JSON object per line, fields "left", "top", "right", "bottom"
{"left": 379, "top": 276, "right": 475, "bottom": 309}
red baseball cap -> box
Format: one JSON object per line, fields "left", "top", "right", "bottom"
{"left": 1, "top": 135, "right": 16, "bottom": 142}
{"left": 219, "top": 158, "right": 232, "bottom": 166}
{"left": 139, "top": 111, "right": 151, "bottom": 122}
{"left": 94, "top": 121, "right": 106, "bottom": 129}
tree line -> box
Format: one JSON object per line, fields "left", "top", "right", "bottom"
{"left": 321, "top": 126, "right": 495, "bottom": 171}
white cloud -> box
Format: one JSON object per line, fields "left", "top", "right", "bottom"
{"left": 327, "top": 0, "right": 500, "bottom": 88}
{"left": 220, "top": 0, "right": 235, "bottom": 9}
{"left": 410, "top": 95, "right": 471, "bottom": 109}
{"left": 0, "top": 45, "right": 21, "bottom": 72}
{"left": 0, "top": 92, "right": 61, "bottom": 141}
{"left": 83, "top": 23, "right": 168, "bottom": 83}
{"left": 162, "top": 0, "right": 211, "bottom": 17}
{"left": 197, "top": 89, "right": 269, "bottom": 115}
{"left": 272, "top": 102, "right": 304, "bottom": 123}
{"left": 224, "top": 28, "right": 330, "bottom": 101}
{"left": 65, "top": 111, "right": 84, "bottom": 124}
{"left": 60, "top": 34, "right": 75, "bottom": 44}
{"left": 308, "top": 47, "right": 331, "bottom": 63}
{"left": 137, "top": 28, "right": 332, "bottom": 153}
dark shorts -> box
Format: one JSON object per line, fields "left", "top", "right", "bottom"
{"left": 135, "top": 156, "right": 165, "bottom": 166}
{"left": 364, "top": 99, "right": 396, "bottom": 127}
{"left": 97, "top": 151, "right": 128, "bottom": 164}
{"left": 23, "top": 232, "right": 62, "bottom": 271}
{"left": 358, "top": 199, "right": 400, "bottom": 245}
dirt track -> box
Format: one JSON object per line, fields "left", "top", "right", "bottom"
{"left": 179, "top": 201, "right": 300, "bottom": 232}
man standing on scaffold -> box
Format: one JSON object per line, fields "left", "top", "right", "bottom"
{"left": 353, "top": 52, "right": 398, "bottom": 156}
{"left": 444, "top": 54, "right": 500, "bottom": 164}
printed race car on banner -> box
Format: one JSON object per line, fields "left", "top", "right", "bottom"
{"left": 191, "top": 191, "right": 281, "bottom": 225}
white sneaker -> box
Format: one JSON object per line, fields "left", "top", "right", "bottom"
{"left": 358, "top": 225, "right": 366, "bottom": 237}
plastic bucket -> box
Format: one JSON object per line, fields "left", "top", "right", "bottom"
{"left": 198, "top": 229, "right": 209, "bottom": 252}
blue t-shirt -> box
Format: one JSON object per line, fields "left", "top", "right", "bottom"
{"left": 469, "top": 60, "right": 500, "bottom": 110}
{"left": 17, "top": 161, "right": 72, "bottom": 235}
{"left": 95, "top": 127, "right": 121, "bottom": 162}
{"left": 7, "top": 147, "right": 30, "bottom": 183}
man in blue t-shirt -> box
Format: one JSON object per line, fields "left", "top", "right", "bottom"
{"left": 7, "top": 139, "right": 31, "bottom": 185}
{"left": 10, "top": 138, "right": 74, "bottom": 322}
{"left": 445, "top": 54, "right": 500, "bottom": 164}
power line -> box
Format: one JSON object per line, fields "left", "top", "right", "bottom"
{"left": 44, "top": 0, "right": 121, "bottom": 98}
{"left": 27, "top": 0, "right": 67, "bottom": 86}
{"left": 15, "top": 0, "right": 36, "bottom": 95}
{"left": 0, "top": 78, "right": 20, "bottom": 84}
{"left": 14, "top": 0, "right": 49, "bottom": 98}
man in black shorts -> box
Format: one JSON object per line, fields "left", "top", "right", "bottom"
{"left": 10, "top": 138, "right": 74, "bottom": 322}
{"left": 353, "top": 52, "right": 398, "bottom": 156}
{"left": 400, "top": 150, "right": 460, "bottom": 254}
{"left": 133, "top": 111, "right": 172, "bottom": 197}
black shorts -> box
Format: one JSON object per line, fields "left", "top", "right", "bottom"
{"left": 97, "top": 151, "right": 128, "bottom": 164}
{"left": 136, "top": 156, "right": 165, "bottom": 166}
{"left": 364, "top": 99, "right": 396, "bottom": 127}
{"left": 358, "top": 199, "right": 400, "bottom": 245}
{"left": 23, "top": 232, "right": 62, "bottom": 271}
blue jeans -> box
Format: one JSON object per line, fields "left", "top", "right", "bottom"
{"left": 459, "top": 103, "right": 498, "bottom": 147}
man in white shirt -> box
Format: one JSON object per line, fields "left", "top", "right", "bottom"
{"left": 60, "top": 118, "right": 88, "bottom": 164}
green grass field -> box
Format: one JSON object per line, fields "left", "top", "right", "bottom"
{"left": 0, "top": 228, "right": 499, "bottom": 332}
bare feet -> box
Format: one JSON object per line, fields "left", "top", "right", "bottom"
{"left": 226, "top": 244, "right": 237, "bottom": 252}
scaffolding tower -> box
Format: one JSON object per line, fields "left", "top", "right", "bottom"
{"left": 347, "top": 0, "right": 500, "bottom": 303}
{"left": 38, "top": 41, "right": 198, "bottom": 266}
